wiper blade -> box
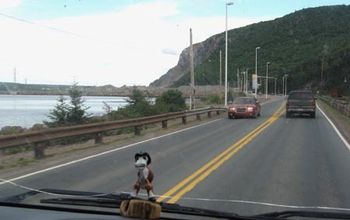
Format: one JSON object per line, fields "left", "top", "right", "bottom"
{"left": 38, "top": 189, "right": 256, "bottom": 219}
{"left": 159, "top": 202, "right": 241, "bottom": 219}
{"left": 39, "top": 188, "right": 130, "bottom": 208}
{"left": 255, "top": 210, "right": 350, "bottom": 219}
{"left": 42, "top": 197, "right": 242, "bottom": 219}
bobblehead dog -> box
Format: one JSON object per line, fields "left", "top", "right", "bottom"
{"left": 132, "top": 152, "right": 155, "bottom": 201}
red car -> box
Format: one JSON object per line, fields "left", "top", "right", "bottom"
{"left": 228, "top": 97, "right": 261, "bottom": 119}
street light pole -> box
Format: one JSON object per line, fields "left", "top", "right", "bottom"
{"left": 245, "top": 68, "right": 249, "bottom": 94}
{"left": 285, "top": 74, "right": 288, "bottom": 96}
{"left": 255, "top": 47, "right": 260, "bottom": 98}
{"left": 274, "top": 77, "right": 277, "bottom": 95}
{"left": 225, "top": 2, "right": 233, "bottom": 106}
{"left": 282, "top": 75, "right": 285, "bottom": 96}
{"left": 265, "top": 62, "right": 270, "bottom": 99}
{"left": 282, "top": 74, "right": 288, "bottom": 96}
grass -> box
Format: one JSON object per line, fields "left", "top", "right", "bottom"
{"left": 3, "top": 146, "right": 32, "bottom": 155}
{"left": 318, "top": 100, "right": 350, "bottom": 124}
{"left": 16, "top": 158, "right": 36, "bottom": 167}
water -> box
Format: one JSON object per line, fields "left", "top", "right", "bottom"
{"left": 0, "top": 95, "right": 129, "bottom": 128}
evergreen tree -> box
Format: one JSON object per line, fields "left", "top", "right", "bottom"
{"left": 125, "top": 89, "right": 153, "bottom": 117}
{"left": 45, "top": 95, "right": 69, "bottom": 127}
{"left": 155, "top": 90, "right": 186, "bottom": 112}
{"left": 66, "top": 84, "right": 91, "bottom": 124}
{"left": 45, "top": 84, "right": 91, "bottom": 127}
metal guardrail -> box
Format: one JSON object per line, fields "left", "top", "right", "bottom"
{"left": 0, "top": 107, "right": 226, "bottom": 159}
{"left": 318, "top": 95, "right": 350, "bottom": 118}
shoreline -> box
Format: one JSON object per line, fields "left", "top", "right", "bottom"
{"left": 0, "top": 93, "right": 129, "bottom": 97}
{"left": 0, "top": 95, "right": 130, "bottom": 129}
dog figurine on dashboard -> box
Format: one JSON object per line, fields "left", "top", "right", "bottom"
{"left": 132, "top": 152, "right": 156, "bottom": 201}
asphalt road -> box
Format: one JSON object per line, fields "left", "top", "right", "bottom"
{"left": 1, "top": 97, "right": 350, "bottom": 216}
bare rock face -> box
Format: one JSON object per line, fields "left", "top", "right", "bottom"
{"left": 150, "top": 34, "right": 223, "bottom": 88}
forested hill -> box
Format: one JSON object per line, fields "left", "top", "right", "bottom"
{"left": 151, "top": 5, "right": 350, "bottom": 95}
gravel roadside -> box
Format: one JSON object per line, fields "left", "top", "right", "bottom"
{"left": 317, "top": 100, "right": 350, "bottom": 145}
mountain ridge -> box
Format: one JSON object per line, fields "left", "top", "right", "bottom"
{"left": 150, "top": 5, "right": 350, "bottom": 94}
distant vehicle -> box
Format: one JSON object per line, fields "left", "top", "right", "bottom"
{"left": 286, "top": 90, "right": 316, "bottom": 118}
{"left": 228, "top": 97, "right": 261, "bottom": 119}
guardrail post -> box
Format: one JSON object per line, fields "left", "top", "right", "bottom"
{"left": 182, "top": 116, "right": 187, "bottom": 124}
{"left": 34, "top": 142, "right": 47, "bottom": 159}
{"left": 134, "top": 126, "right": 142, "bottom": 136}
{"left": 207, "top": 111, "right": 212, "bottom": 118}
{"left": 94, "top": 133, "right": 103, "bottom": 144}
{"left": 216, "top": 110, "right": 220, "bottom": 115}
{"left": 162, "top": 120, "right": 168, "bottom": 129}
{"left": 196, "top": 113, "right": 201, "bottom": 120}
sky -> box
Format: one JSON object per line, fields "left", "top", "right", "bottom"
{"left": 0, "top": 0, "right": 349, "bottom": 87}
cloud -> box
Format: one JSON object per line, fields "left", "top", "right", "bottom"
{"left": 0, "top": 0, "right": 270, "bottom": 86}
{"left": 0, "top": 0, "right": 21, "bottom": 8}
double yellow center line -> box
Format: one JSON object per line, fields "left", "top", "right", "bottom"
{"left": 157, "top": 103, "right": 285, "bottom": 204}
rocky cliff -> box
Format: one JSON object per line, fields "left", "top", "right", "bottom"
{"left": 149, "top": 34, "right": 224, "bottom": 88}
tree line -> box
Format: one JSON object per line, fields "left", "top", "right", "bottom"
{"left": 45, "top": 84, "right": 186, "bottom": 127}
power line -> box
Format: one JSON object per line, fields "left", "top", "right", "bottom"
{"left": 0, "top": 12, "right": 134, "bottom": 49}
{"left": 0, "top": 12, "right": 86, "bottom": 38}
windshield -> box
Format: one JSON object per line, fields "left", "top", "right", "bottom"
{"left": 289, "top": 92, "right": 314, "bottom": 100}
{"left": 233, "top": 97, "right": 256, "bottom": 104}
{"left": 1, "top": 1, "right": 350, "bottom": 219}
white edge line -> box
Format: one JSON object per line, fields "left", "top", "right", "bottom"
{"left": 317, "top": 104, "right": 350, "bottom": 151}
{"left": 0, "top": 118, "right": 223, "bottom": 185}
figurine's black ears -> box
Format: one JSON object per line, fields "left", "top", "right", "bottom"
{"left": 135, "top": 152, "right": 151, "bottom": 165}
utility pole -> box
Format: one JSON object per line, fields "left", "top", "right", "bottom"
{"left": 219, "top": 50, "right": 222, "bottom": 86}
{"left": 274, "top": 77, "right": 277, "bottom": 95}
{"left": 190, "top": 28, "right": 195, "bottom": 110}
{"left": 13, "top": 68, "right": 17, "bottom": 83}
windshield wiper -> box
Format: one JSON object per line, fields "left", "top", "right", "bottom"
{"left": 255, "top": 210, "right": 350, "bottom": 219}
{"left": 10, "top": 189, "right": 350, "bottom": 220}
{"left": 36, "top": 189, "right": 262, "bottom": 219}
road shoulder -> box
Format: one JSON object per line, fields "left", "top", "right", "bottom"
{"left": 0, "top": 114, "right": 224, "bottom": 180}
{"left": 317, "top": 100, "right": 350, "bottom": 145}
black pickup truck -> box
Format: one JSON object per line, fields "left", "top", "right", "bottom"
{"left": 286, "top": 90, "right": 316, "bottom": 118}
